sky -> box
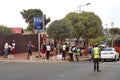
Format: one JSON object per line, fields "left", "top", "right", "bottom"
{"left": 0, "top": 0, "right": 120, "bottom": 29}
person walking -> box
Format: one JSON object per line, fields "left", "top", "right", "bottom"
{"left": 62, "top": 43, "right": 66, "bottom": 60}
{"left": 4, "top": 43, "right": 9, "bottom": 58}
{"left": 89, "top": 46, "right": 93, "bottom": 62}
{"left": 69, "top": 45, "right": 73, "bottom": 61}
{"left": 93, "top": 43, "right": 101, "bottom": 72}
{"left": 27, "top": 41, "right": 34, "bottom": 59}
{"left": 46, "top": 44, "right": 51, "bottom": 60}
{"left": 76, "top": 47, "right": 80, "bottom": 61}
{"left": 11, "top": 40, "right": 16, "bottom": 55}
{"left": 72, "top": 46, "right": 77, "bottom": 61}
{"left": 41, "top": 43, "right": 46, "bottom": 59}
{"left": 8, "top": 44, "right": 12, "bottom": 55}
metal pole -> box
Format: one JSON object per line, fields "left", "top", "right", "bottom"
{"left": 38, "top": 12, "right": 44, "bottom": 58}
{"left": 79, "top": 5, "right": 81, "bottom": 13}
{"left": 38, "top": 32, "right": 41, "bottom": 58}
{"left": 79, "top": 3, "right": 91, "bottom": 13}
{"left": 111, "top": 22, "right": 114, "bottom": 28}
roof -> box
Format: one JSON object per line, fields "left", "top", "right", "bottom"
{"left": 10, "top": 28, "right": 24, "bottom": 34}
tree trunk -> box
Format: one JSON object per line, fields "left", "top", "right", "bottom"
{"left": 85, "top": 38, "right": 90, "bottom": 49}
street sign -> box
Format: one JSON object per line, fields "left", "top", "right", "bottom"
{"left": 34, "top": 17, "right": 44, "bottom": 32}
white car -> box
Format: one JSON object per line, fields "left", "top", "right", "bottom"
{"left": 100, "top": 47, "right": 119, "bottom": 61}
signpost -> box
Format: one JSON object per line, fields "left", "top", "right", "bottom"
{"left": 33, "top": 17, "right": 44, "bottom": 58}
{"left": 34, "top": 17, "right": 44, "bottom": 32}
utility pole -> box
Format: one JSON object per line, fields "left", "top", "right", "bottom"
{"left": 105, "top": 24, "right": 110, "bottom": 39}
{"left": 111, "top": 22, "right": 114, "bottom": 28}
{"left": 78, "top": 3, "right": 91, "bottom": 13}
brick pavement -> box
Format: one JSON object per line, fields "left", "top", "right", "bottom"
{"left": 0, "top": 52, "right": 90, "bottom": 62}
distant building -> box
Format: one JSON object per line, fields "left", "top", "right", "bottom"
{"left": 10, "top": 28, "right": 24, "bottom": 34}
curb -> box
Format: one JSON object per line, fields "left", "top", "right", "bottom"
{"left": 0, "top": 58, "right": 89, "bottom": 63}
{"left": 0, "top": 60, "right": 68, "bottom": 63}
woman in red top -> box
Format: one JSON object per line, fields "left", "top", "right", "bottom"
{"left": 41, "top": 43, "right": 46, "bottom": 59}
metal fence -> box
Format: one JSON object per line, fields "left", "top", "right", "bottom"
{"left": 0, "top": 34, "right": 38, "bottom": 55}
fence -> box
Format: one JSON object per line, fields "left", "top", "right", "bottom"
{"left": 0, "top": 34, "right": 38, "bottom": 55}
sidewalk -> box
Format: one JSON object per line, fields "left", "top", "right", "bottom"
{"left": 0, "top": 52, "right": 90, "bottom": 62}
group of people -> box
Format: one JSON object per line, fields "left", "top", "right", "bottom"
{"left": 55, "top": 43, "right": 81, "bottom": 61}
{"left": 69, "top": 45, "right": 80, "bottom": 62}
{"left": 27, "top": 42, "right": 51, "bottom": 60}
{"left": 56, "top": 43, "right": 91, "bottom": 61}
{"left": 69, "top": 43, "right": 101, "bottom": 72}
{"left": 4, "top": 40, "right": 16, "bottom": 58}
{"left": 69, "top": 45, "right": 92, "bottom": 62}
{"left": 41, "top": 43, "right": 51, "bottom": 60}
{"left": 26, "top": 41, "right": 101, "bottom": 72}
{"left": 4, "top": 40, "right": 101, "bottom": 72}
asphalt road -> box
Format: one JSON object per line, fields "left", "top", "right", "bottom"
{"left": 0, "top": 61, "right": 120, "bottom": 80}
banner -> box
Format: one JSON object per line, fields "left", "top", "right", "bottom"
{"left": 34, "top": 17, "right": 44, "bottom": 32}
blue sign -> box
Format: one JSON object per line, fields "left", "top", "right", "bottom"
{"left": 34, "top": 17, "right": 44, "bottom": 32}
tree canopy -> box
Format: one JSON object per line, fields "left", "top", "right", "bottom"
{"left": 64, "top": 12, "right": 80, "bottom": 39}
{"left": 0, "top": 25, "right": 14, "bottom": 35}
{"left": 109, "top": 28, "right": 120, "bottom": 46}
{"left": 64, "top": 11, "right": 103, "bottom": 46}
{"left": 47, "top": 19, "right": 73, "bottom": 41}
{"left": 109, "top": 28, "right": 120, "bottom": 36}
{"left": 21, "top": 9, "right": 50, "bottom": 33}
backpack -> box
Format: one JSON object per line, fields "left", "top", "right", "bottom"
{"left": 43, "top": 45, "right": 46, "bottom": 50}
{"left": 72, "top": 47, "right": 77, "bottom": 53}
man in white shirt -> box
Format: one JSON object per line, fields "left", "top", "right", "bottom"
{"left": 46, "top": 44, "right": 51, "bottom": 60}
{"left": 62, "top": 43, "right": 66, "bottom": 60}
{"left": 4, "top": 43, "right": 9, "bottom": 58}
{"left": 12, "top": 40, "right": 16, "bottom": 55}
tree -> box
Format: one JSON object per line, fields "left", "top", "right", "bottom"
{"left": 64, "top": 12, "right": 80, "bottom": 39}
{"left": 64, "top": 11, "right": 103, "bottom": 47}
{"left": 47, "top": 19, "right": 73, "bottom": 42}
{"left": 80, "top": 12, "right": 103, "bottom": 46}
{"left": 109, "top": 28, "right": 120, "bottom": 46}
{"left": 21, "top": 9, "right": 50, "bottom": 33}
{"left": 0, "top": 25, "right": 14, "bottom": 35}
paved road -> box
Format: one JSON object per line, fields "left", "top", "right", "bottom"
{"left": 0, "top": 61, "right": 120, "bottom": 80}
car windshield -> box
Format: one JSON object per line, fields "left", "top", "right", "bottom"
{"left": 103, "top": 48, "right": 113, "bottom": 51}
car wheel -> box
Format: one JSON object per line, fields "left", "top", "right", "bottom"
{"left": 113, "top": 56, "right": 117, "bottom": 62}
{"left": 104, "top": 59, "right": 106, "bottom": 62}
{"left": 100, "top": 59, "right": 103, "bottom": 61}
{"left": 117, "top": 57, "right": 119, "bottom": 61}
